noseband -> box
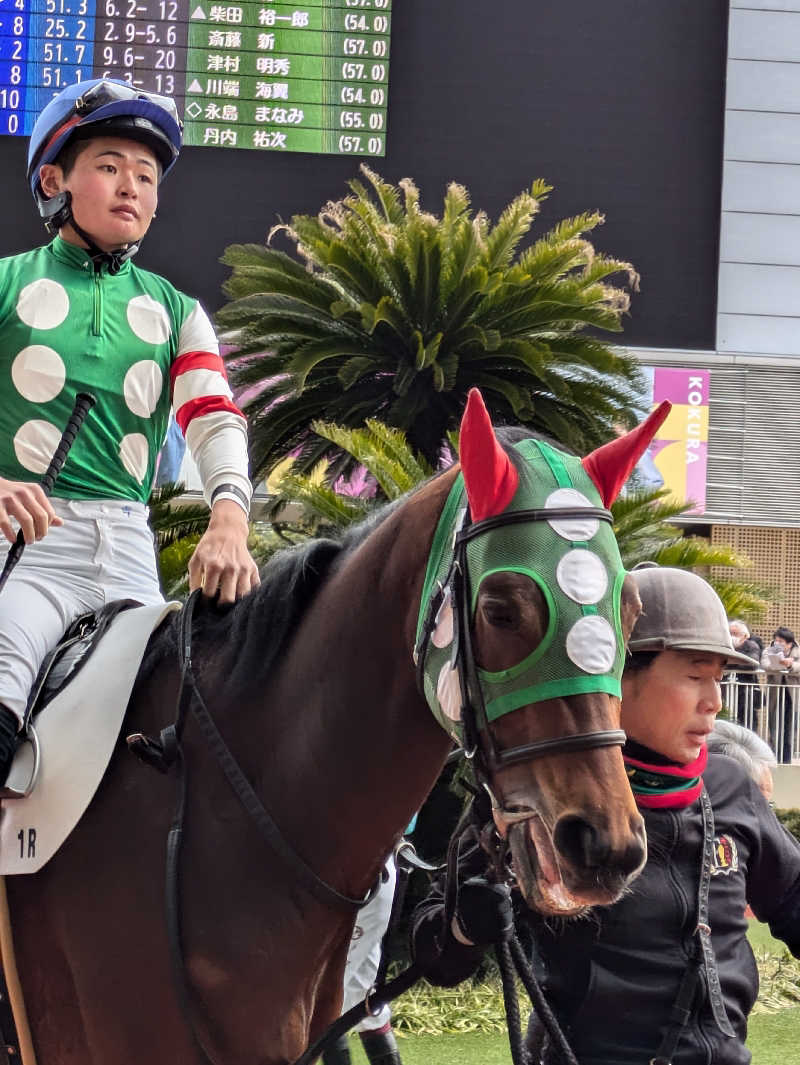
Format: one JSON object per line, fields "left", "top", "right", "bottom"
{"left": 416, "top": 504, "right": 626, "bottom": 779}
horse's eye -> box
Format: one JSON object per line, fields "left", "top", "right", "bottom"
{"left": 482, "top": 597, "right": 518, "bottom": 629}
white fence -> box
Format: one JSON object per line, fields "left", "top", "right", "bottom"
{"left": 721, "top": 673, "right": 800, "bottom": 765}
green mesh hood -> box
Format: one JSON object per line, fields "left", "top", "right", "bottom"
{"left": 416, "top": 440, "right": 626, "bottom": 742}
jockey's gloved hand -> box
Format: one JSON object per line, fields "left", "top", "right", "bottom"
{"left": 452, "top": 877, "right": 514, "bottom": 947}
{"left": 0, "top": 704, "right": 19, "bottom": 783}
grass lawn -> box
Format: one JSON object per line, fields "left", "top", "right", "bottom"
{"left": 747, "top": 919, "right": 785, "bottom": 954}
{"left": 342, "top": 922, "right": 798, "bottom": 1064}
{"left": 347, "top": 1015, "right": 800, "bottom": 1065}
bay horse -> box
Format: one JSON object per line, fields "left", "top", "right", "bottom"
{"left": 4, "top": 390, "right": 667, "bottom": 1065}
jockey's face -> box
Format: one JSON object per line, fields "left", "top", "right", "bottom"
{"left": 39, "top": 137, "right": 160, "bottom": 251}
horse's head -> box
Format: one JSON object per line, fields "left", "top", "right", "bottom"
{"left": 415, "top": 390, "right": 671, "bottom": 916}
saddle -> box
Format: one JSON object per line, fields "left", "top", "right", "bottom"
{"left": 24, "top": 599, "right": 141, "bottom": 724}
{"left": 0, "top": 599, "right": 181, "bottom": 875}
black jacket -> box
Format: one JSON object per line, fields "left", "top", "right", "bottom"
{"left": 412, "top": 752, "right": 800, "bottom": 1065}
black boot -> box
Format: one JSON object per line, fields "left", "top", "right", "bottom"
{"left": 359, "top": 1029, "right": 403, "bottom": 1065}
{"left": 321, "top": 1034, "right": 352, "bottom": 1065}
{"left": 0, "top": 705, "right": 19, "bottom": 785}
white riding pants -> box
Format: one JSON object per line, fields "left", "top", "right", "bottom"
{"left": 0, "top": 498, "right": 164, "bottom": 721}
{"left": 341, "top": 855, "right": 397, "bottom": 1032}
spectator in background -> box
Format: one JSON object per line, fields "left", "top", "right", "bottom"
{"left": 728, "top": 620, "right": 762, "bottom": 726}
{"left": 761, "top": 627, "right": 800, "bottom": 764}
{"left": 708, "top": 718, "right": 777, "bottom": 804}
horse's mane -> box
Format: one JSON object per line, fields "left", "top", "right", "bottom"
{"left": 143, "top": 425, "right": 555, "bottom": 697}
{"left": 142, "top": 497, "right": 406, "bottom": 697}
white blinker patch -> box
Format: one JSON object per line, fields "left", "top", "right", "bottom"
{"left": 431, "top": 587, "right": 454, "bottom": 648}
{"left": 545, "top": 488, "right": 600, "bottom": 541}
{"left": 556, "top": 549, "right": 609, "bottom": 605}
{"left": 565, "top": 616, "right": 617, "bottom": 674}
{"left": 437, "top": 663, "right": 462, "bottom": 721}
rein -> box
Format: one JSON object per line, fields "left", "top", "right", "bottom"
{"left": 127, "top": 589, "right": 381, "bottom": 1065}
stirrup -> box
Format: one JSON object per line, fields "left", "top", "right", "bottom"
{"left": 0, "top": 725, "right": 41, "bottom": 800}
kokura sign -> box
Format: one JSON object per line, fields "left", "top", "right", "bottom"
{"left": 641, "top": 368, "right": 709, "bottom": 515}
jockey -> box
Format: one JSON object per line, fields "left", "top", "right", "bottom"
{"left": 411, "top": 566, "right": 800, "bottom": 1065}
{"left": 0, "top": 78, "right": 260, "bottom": 781}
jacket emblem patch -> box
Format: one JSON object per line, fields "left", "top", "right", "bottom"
{"left": 711, "top": 834, "right": 739, "bottom": 875}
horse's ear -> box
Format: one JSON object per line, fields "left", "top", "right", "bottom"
{"left": 459, "top": 388, "right": 519, "bottom": 521}
{"left": 581, "top": 401, "right": 672, "bottom": 507}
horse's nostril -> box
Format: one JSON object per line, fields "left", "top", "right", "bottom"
{"left": 553, "top": 815, "right": 608, "bottom": 870}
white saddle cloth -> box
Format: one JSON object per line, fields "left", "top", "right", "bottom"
{"left": 0, "top": 601, "right": 180, "bottom": 874}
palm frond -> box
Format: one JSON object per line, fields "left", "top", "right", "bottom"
{"left": 219, "top": 169, "right": 642, "bottom": 474}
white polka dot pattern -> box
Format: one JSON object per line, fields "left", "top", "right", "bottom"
{"left": 16, "top": 279, "right": 70, "bottom": 329}
{"left": 437, "top": 662, "right": 462, "bottom": 721}
{"left": 123, "top": 360, "right": 163, "bottom": 418}
{"left": 556, "top": 549, "right": 608, "bottom": 605}
{"left": 545, "top": 488, "right": 599, "bottom": 541}
{"left": 565, "top": 616, "right": 617, "bottom": 674}
{"left": 13, "top": 420, "right": 63, "bottom": 474}
{"left": 119, "top": 433, "right": 150, "bottom": 484}
{"left": 11, "top": 346, "right": 66, "bottom": 403}
{"left": 432, "top": 589, "right": 454, "bottom": 648}
{"left": 126, "top": 295, "right": 171, "bottom": 344}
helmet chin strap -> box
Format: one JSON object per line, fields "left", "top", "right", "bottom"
{"left": 69, "top": 214, "right": 140, "bottom": 275}
{"left": 40, "top": 189, "right": 141, "bottom": 275}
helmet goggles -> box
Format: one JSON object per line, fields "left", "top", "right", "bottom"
{"left": 28, "top": 78, "right": 183, "bottom": 194}
{"left": 73, "top": 79, "right": 181, "bottom": 124}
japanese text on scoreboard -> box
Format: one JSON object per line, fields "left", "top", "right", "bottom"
{"left": 0, "top": 0, "right": 391, "bottom": 155}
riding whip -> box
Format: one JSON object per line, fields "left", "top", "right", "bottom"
{"left": 0, "top": 392, "right": 96, "bottom": 595}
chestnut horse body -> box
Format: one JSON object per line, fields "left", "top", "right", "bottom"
{"left": 3, "top": 393, "right": 665, "bottom": 1065}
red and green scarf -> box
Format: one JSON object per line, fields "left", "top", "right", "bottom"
{"left": 623, "top": 741, "right": 707, "bottom": 809}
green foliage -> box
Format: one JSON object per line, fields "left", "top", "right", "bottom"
{"left": 217, "top": 167, "right": 643, "bottom": 476}
{"left": 149, "top": 482, "right": 211, "bottom": 550}
{"left": 314, "top": 418, "right": 435, "bottom": 498}
{"left": 157, "top": 533, "right": 202, "bottom": 598}
{"left": 750, "top": 949, "right": 800, "bottom": 1015}
{"left": 265, "top": 468, "right": 371, "bottom": 530}
{"left": 612, "top": 487, "right": 773, "bottom": 623}
{"left": 392, "top": 977, "right": 516, "bottom": 1035}
{"left": 776, "top": 808, "right": 800, "bottom": 844}
{"left": 149, "top": 482, "right": 289, "bottom": 598}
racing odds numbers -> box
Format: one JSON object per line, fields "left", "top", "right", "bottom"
{"left": 0, "top": 0, "right": 391, "bottom": 155}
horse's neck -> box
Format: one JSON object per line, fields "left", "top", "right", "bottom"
{"left": 260, "top": 473, "right": 457, "bottom": 895}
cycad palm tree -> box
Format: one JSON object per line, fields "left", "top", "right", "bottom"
{"left": 217, "top": 167, "right": 643, "bottom": 477}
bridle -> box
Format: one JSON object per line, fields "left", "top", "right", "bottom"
{"left": 415, "top": 503, "right": 627, "bottom": 788}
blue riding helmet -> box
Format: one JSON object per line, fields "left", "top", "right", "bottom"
{"left": 28, "top": 78, "right": 182, "bottom": 194}
{"left": 27, "top": 78, "right": 183, "bottom": 259}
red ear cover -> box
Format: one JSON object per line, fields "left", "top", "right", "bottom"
{"left": 458, "top": 388, "right": 519, "bottom": 521}
{"left": 581, "top": 401, "right": 672, "bottom": 507}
